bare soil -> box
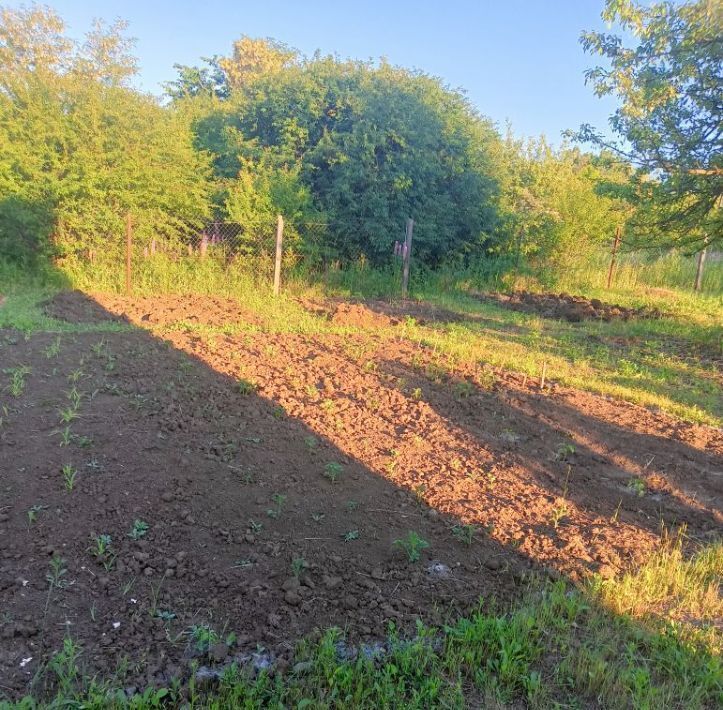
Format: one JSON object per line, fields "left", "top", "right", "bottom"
{"left": 477, "top": 290, "right": 663, "bottom": 322}
{"left": 0, "top": 291, "right": 720, "bottom": 698}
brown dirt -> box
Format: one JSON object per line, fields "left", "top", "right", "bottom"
{"left": 477, "top": 290, "right": 663, "bottom": 322}
{"left": 0, "top": 291, "right": 720, "bottom": 698}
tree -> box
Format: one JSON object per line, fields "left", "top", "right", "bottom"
{"left": 574, "top": 0, "right": 722, "bottom": 266}
{"left": 0, "top": 5, "right": 212, "bottom": 264}
{"left": 219, "top": 37, "right": 296, "bottom": 90}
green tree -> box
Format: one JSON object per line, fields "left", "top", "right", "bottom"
{"left": 574, "top": 0, "right": 722, "bottom": 261}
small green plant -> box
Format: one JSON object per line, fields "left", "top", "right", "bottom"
{"left": 304, "top": 435, "right": 318, "bottom": 449}
{"left": 266, "top": 494, "right": 286, "bottom": 519}
{"left": 89, "top": 534, "right": 115, "bottom": 571}
{"left": 66, "top": 387, "right": 83, "bottom": 409}
{"left": 188, "top": 624, "right": 219, "bottom": 653}
{"left": 61, "top": 464, "right": 77, "bottom": 492}
{"left": 411, "top": 387, "right": 423, "bottom": 400}
{"left": 128, "top": 519, "right": 150, "bottom": 540}
{"left": 67, "top": 368, "right": 85, "bottom": 384}
{"left": 155, "top": 609, "right": 176, "bottom": 623}
{"left": 555, "top": 443, "right": 576, "bottom": 461}
{"left": 27, "top": 504, "right": 46, "bottom": 524}
{"left": 46, "top": 556, "right": 68, "bottom": 590}
{"left": 57, "top": 426, "right": 73, "bottom": 447}
{"left": 58, "top": 406, "right": 80, "bottom": 424}
{"left": 91, "top": 339, "right": 107, "bottom": 357}
{"left": 4, "top": 365, "right": 31, "bottom": 397}
{"left": 291, "top": 557, "right": 307, "bottom": 578}
{"left": 311, "top": 512, "right": 325, "bottom": 523}
{"left": 627, "top": 477, "right": 646, "bottom": 497}
{"left": 453, "top": 380, "right": 475, "bottom": 399}
{"left": 323, "top": 461, "right": 344, "bottom": 483}
{"left": 393, "top": 531, "right": 430, "bottom": 562}
{"left": 346, "top": 500, "right": 359, "bottom": 511}
{"left": 237, "top": 378, "right": 257, "bottom": 395}
{"left": 344, "top": 529, "right": 360, "bottom": 542}
{"left": 44, "top": 337, "right": 61, "bottom": 358}
{"left": 248, "top": 519, "right": 263, "bottom": 533}
{"left": 550, "top": 499, "right": 570, "bottom": 529}
{"left": 452, "top": 524, "right": 477, "bottom": 546}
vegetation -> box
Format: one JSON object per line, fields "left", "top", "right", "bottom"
{"left": 5, "top": 539, "right": 720, "bottom": 708}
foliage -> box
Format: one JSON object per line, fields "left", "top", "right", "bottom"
{"left": 574, "top": 0, "right": 723, "bottom": 251}
{"left": 0, "top": 6, "right": 213, "bottom": 265}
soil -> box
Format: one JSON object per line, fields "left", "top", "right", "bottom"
{"left": 477, "top": 290, "right": 664, "bottom": 322}
{"left": 1, "top": 291, "right": 720, "bottom": 698}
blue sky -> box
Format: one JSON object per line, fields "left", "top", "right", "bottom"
{"left": 32, "top": 0, "right": 620, "bottom": 143}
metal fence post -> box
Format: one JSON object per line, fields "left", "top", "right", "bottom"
{"left": 402, "top": 217, "right": 414, "bottom": 299}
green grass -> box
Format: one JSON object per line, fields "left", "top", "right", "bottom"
{"left": 2, "top": 253, "right": 721, "bottom": 424}
{"left": 4, "top": 540, "right": 720, "bottom": 709}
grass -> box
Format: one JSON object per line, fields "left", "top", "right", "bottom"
{"left": 4, "top": 539, "right": 720, "bottom": 708}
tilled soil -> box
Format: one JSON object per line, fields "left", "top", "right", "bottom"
{"left": 0, "top": 291, "right": 720, "bottom": 698}
{"left": 478, "top": 290, "right": 663, "bottom": 322}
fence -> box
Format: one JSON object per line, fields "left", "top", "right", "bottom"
{"left": 118, "top": 214, "right": 416, "bottom": 298}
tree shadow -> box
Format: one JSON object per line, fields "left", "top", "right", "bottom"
{"left": 0, "top": 285, "right": 719, "bottom": 705}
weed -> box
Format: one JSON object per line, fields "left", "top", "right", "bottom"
{"left": 394, "top": 531, "right": 430, "bottom": 562}
{"left": 267, "top": 493, "right": 287, "bottom": 519}
{"left": 413, "top": 484, "right": 427, "bottom": 502}
{"left": 46, "top": 556, "right": 68, "bottom": 589}
{"left": 550, "top": 499, "right": 570, "bottom": 529}
{"left": 453, "top": 380, "right": 475, "bottom": 399}
{"left": 411, "top": 387, "right": 423, "bottom": 400}
{"left": 237, "top": 378, "right": 257, "bottom": 395}
{"left": 248, "top": 519, "right": 263, "bottom": 533}
{"left": 188, "top": 624, "right": 219, "bottom": 653}
{"left": 452, "top": 524, "right": 477, "bottom": 546}
{"left": 555, "top": 443, "right": 576, "bottom": 461}
{"left": 627, "top": 477, "right": 647, "bottom": 497}
{"left": 272, "top": 405, "right": 285, "bottom": 419}
{"left": 155, "top": 609, "right": 176, "bottom": 623}
{"left": 346, "top": 500, "right": 359, "bottom": 511}
{"left": 27, "top": 504, "right": 46, "bottom": 524}
{"left": 323, "top": 461, "right": 344, "bottom": 483}
{"left": 344, "top": 530, "right": 360, "bottom": 542}
{"left": 291, "top": 558, "right": 307, "bottom": 578}
{"left": 304, "top": 435, "right": 319, "bottom": 449}
{"left": 311, "top": 512, "right": 325, "bottom": 523}
{"left": 89, "top": 534, "right": 115, "bottom": 571}
{"left": 129, "top": 519, "right": 150, "bottom": 540}
{"left": 61, "top": 463, "right": 77, "bottom": 492}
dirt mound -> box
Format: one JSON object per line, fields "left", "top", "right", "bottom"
{"left": 44, "top": 290, "right": 128, "bottom": 324}
{"left": 481, "top": 291, "right": 663, "bottom": 322}
{"left": 330, "top": 302, "right": 394, "bottom": 328}
{"left": 44, "top": 291, "right": 262, "bottom": 327}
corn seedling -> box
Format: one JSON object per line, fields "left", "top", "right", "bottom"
{"left": 4, "top": 365, "right": 31, "bottom": 397}
{"left": 237, "top": 379, "right": 257, "bottom": 395}
{"left": 61, "top": 464, "right": 77, "bottom": 492}
{"left": 58, "top": 406, "right": 80, "bottom": 424}
{"left": 555, "top": 443, "right": 576, "bottom": 461}
{"left": 304, "top": 435, "right": 318, "bottom": 449}
{"left": 44, "top": 337, "right": 61, "bottom": 358}
{"left": 311, "top": 512, "right": 325, "bottom": 523}
{"left": 344, "top": 530, "right": 360, "bottom": 542}
{"left": 89, "top": 534, "right": 115, "bottom": 571}
{"left": 627, "top": 477, "right": 646, "bottom": 497}
{"left": 27, "top": 504, "right": 46, "bottom": 525}
{"left": 393, "top": 531, "right": 430, "bottom": 562}
{"left": 248, "top": 519, "right": 263, "bottom": 533}
{"left": 188, "top": 624, "right": 219, "bottom": 653}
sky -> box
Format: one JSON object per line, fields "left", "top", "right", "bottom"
{"left": 23, "top": 0, "right": 621, "bottom": 143}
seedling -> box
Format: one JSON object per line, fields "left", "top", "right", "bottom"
{"left": 58, "top": 406, "right": 80, "bottom": 424}
{"left": 311, "top": 512, "right": 325, "bottom": 523}
{"left": 453, "top": 380, "right": 475, "bottom": 399}
{"left": 44, "top": 337, "right": 61, "bottom": 358}
{"left": 555, "top": 443, "right": 576, "bottom": 461}
{"left": 58, "top": 426, "right": 73, "bottom": 447}
{"left": 67, "top": 369, "right": 85, "bottom": 384}
{"left": 4, "top": 365, "right": 31, "bottom": 397}
{"left": 89, "top": 534, "right": 115, "bottom": 571}
{"left": 61, "top": 464, "right": 77, "bottom": 492}
{"left": 627, "top": 477, "right": 646, "bottom": 497}
{"left": 248, "top": 519, "right": 263, "bottom": 533}
{"left": 237, "top": 379, "right": 257, "bottom": 395}
{"left": 91, "top": 339, "right": 107, "bottom": 357}
{"left": 231, "top": 558, "right": 253, "bottom": 569}
{"left": 323, "top": 462, "right": 344, "bottom": 483}
{"left": 344, "top": 530, "right": 360, "bottom": 542}
{"left": 129, "top": 519, "right": 150, "bottom": 540}
{"left": 291, "top": 557, "right": 307, "bottom": 578}
{"left": 411, "top": 388, "right": 423, "bottom": 400}
{"left": 452, "top": 524, "right": 477, "bottom": 546}
{"left": 46, "top": 556, "right": 68, "bottom": 590}
{"left": 550, "top": 499, "right": 570, "bottom": 529}
{"left": 393, "top": 531, "right": 430, "bottom": 562}
{"left": 266, "top": 494, "right": 286, "bottom": 519}
{"left": 27, "top": 504, "right": 47, "bottom": 525}
{"left": 346, "top": 500, "right": 359, "bottom": 511}
{"left": 188, "top": 624, "right": 219, "bottom": 653}
{"left": 66, "top": 387, "right": 83, "bottom": 409}
{"left": 304, "top": 435, "right": 318, "bottom": 449}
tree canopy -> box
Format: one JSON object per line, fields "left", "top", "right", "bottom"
{"left": 574, "top": 0, "right": 722, "bottom": 251}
